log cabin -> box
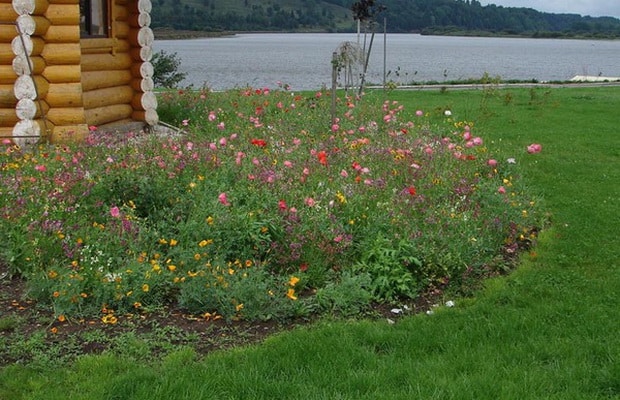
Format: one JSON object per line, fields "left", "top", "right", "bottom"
{"left": 1, "top": 0, "right": 158, "bottom": 145}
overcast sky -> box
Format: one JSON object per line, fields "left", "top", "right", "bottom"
{"left": 478, "top": 1, "right": 620, "bottom": 19}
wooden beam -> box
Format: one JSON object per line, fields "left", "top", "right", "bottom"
{"left": 85, "top": 103, "right": 133, "bottom": 126}
{"left": 82, "top": 85, "right": 134, "bottom": 109}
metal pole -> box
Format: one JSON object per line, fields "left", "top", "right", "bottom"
{"left": 383, "top": 17, "right": 387, "bottom": 91}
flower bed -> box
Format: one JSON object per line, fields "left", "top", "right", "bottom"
{"left": 0, "top": 87, "right": 542, "bottom": 322}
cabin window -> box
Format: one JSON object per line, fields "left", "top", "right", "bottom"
{"left": 80, "top": 0, "right": 109, "bottom": 37}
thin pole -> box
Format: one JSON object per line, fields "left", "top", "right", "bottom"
{"left": 383, "top": 17, "right": 387, "bottom": 90}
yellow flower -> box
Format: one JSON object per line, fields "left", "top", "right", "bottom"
{"left": 286, "top": 288, "right": 298, "bottom": 301}
{"left": 245, "top": 260, "right": 253, "bottom": 267}
{"left": 47, "top": 270, "right": 58, "bottom": 279}
{"left": 101, "top": 314, "right": 118, "bottom": 324}
{"left": 158, "top": 238, "right": 168, "bottom": 245}
{"left": 199, "top": 239, "right": 213, "bottom": 247}
{"left": 168, "top": 264, "right": 177, "bottom": 272}
{"left": 335, "top": 191, "right": 347, "bottom": 204}
{"left": 169, "top": 239, "right": 178, "bottom": 246}
{"left": 142, "top": 284, "right": 150, "bottom": 292}
{"left": 235, "top": 303, "right": 244, "bottom": 312}
{"left": 58, "top": 315, "right": 66, "bottom": 322}
{"left": 288, "top": 276, "right": 300, "bottom": 286}
{"left": 206, "top": 216, "right": 214, "bottom": 225}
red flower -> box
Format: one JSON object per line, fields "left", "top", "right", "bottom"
{"left": 278, "top": 199, "right": 287, "bottom": 211}
{"left": 408, "top": 186, "right": 417, "bottom": 196}
{"left": 317, "top": 150, "right": 328, "bottom": 166}
{"left": 251, "top": 139, "right": 267, "bottom": 147}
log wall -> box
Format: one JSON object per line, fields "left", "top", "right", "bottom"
{"left": 1, "top": 0, "right": 158, "bottom": 145}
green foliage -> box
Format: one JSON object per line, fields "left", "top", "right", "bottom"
{"left": 151, "top": 50, "right": 187, "bottom": 88}
{"left": 150, "top": 0, "right": 620, "bottom": 38}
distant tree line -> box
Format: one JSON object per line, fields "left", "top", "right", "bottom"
{"left": 150, "top": 0, "right": 620, "bottom": 38}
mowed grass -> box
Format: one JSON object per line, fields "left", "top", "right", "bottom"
{"left": 1, "top": 86, "right": 618, "bottom": 399}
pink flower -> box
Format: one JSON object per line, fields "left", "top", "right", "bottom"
{"left": 278, "top": 199, "right": 287, "bottom": 211}
{"left": 110, "top": 206, "right": 121, "bottom": 218}
{"left": 472, "top": 137, "right": 483, "bottom": 146}
{"left": 527, "top": 143, "right": 542, "bottom": 154}
{"left": 218, "top": 193, "right": 231, "bottom": 206}
{"left": 217, "top": 122, "right": 225, "bottom": 130}
{"left": 498, "top": 186, "right": 506, "bottom": 194}
{"left": 463, "top": 131, "right": 472, "bottom": 141}
{"left": 415, "top": 110, "right": 424, "bottom": 116}
{"left": 182, "top": 119, "right": 190, "bottom": 126}
{"left": 331, "top": 124, "right": 339, "bottom": 132}
{"left": 34, "top": 164, "right": 46, "bottom": 172}
{"left": 208, "top": 112, "right": 216, "bottom": 121}
{"left": 219, "top": 137, "right": 227, "bottom": 147}
{"left": 88, "top": 125, "right": 98, "bottom": 132}
{"left": 283, "top": 160, "right": 293, "bottom": 168}
{"left": 487, "top": 159, "right": 498, "bottom": 167}
{"left": 305, "top": 197, "right": 316, "bottom": 207}
{"left": 340, "top": 169, "right": 349, "bottom": 178}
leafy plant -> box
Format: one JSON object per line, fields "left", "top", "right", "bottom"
{"left": 152, "top": 50, "right": 187, "bottom": 88}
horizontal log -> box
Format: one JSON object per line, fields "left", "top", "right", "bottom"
{"left": 46, "top": 106, "right": 85, "bottom": 126}
{"left": 0, "top": 24, "right": 17, "bottom": 42}
{"left": 129, "top": 27, "right": 153, "bottom": 47}
{"left": 50, "top": 124, "right": 89, "bottom": 144}
{"left": 16, "top": 97, "right": 49, "bottom": 119}
{"left": 17, "top": 15, "right": 51, "bottom": 37}
{"left": 13, "top": 55, "right": 46, "bottom": 76}
{"left": 14, "top": 74, "right": 49, "bottom": 100}
{"left": 0, "top": 107, "right": 18, "bottom": 125}
{"left": 45, "top": 82, "right": 83, "bottom": 108}
{"left": 12, "top": 119, "right": 42, "bottom": 147}
{"left": 0, "top": 84, "right": 17, "bottom": 107}
{"left": 132, "top": 108, "right": 158, "bottom": 126}
{"left": 12, "top": 0, "right": 50, "bottom": 16}
{"left": 41, "top": 42, "right": 81, "bottom": 65}
{"left": 0, "top": 44, "right": 14, "bottom": 64}
{"left": 131, "top": 61, "right": 153, "bottom": 78}
{"left": 0, "top": 65, "right": 17, "bottom": 84}
{"left": 81, "top": 69, "right": 132, "bottom": 91}
{"left": 113, "top": 3, "right": 129, "bottom": 21}
{"left": 12, "top": 35, "right": 45, "bottom": 57}
{"left": 130, "top": 45, "right": 152, "bottom": 62}
{"left": 115, "top": 21, "right": 130, "bottom": 39}
{"left": 85, "top": 103, "right": 133, "bottom": 126}
{"left": 128, "top": 12, "right": 150, "bottom": 28}
{"left": 131, "top": 91, "right": 156, "bottom": 110}
{"left": 44, "top": 4, "right": 79, "bottom": 26}
{"left": 44, "top": 25, "right": 80, "bottom": 43}
{"left": 131, "top": 77, "right": 154, "bottom": 92}
{"left": 42, "top": 64, "right": 81, "bottom": 83}
{"left": 0, "top": 4, "right": 18, "bottom": 24}
{"left": 83, "top": 85, "right": 134, "bottom": 110}
{"left": 81, "top": 52, "right": 132, "bottom": 72}
{"left": 15, "top": 98, "right": 35, "bottom": 120}
{"left": 0, "top": 127, "right": 14, "bottom": 139}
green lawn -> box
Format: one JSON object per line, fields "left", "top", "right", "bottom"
{"left": 1, "top": 86, "right": 618, "bottom": 399}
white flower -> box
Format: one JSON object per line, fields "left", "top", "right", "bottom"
{"left": 390, "top": 308, "right": 403, "bottom": 314}
{"left": 445, "top": 300, "right": 455, "bottom": 308}
{"left": 426, "top": 310, "right": 434, "bottom": 315}
{"left": 444, "top": 110, "right": 452, "bottom": 116}
{"left": 507, "top": 158, "right": 517, "bottom": 164}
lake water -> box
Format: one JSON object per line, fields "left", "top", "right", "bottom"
{"left": 154, "top": 33, "right": 620, "bottom": 90}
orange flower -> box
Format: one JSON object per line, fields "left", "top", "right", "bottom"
{"left": 286, "top": 288, "right": 298, "bottom": 300}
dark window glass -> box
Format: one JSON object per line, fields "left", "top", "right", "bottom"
{"left": 80, "top": 0, "right": 108, "bottom": 37}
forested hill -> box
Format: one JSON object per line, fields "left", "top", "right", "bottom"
{"left": 151, "top": 0, "right": 620, "bottom": 38}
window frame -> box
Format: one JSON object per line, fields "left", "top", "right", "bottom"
{"left": 80, "top": 0, "right": 110, "bottom": 38}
